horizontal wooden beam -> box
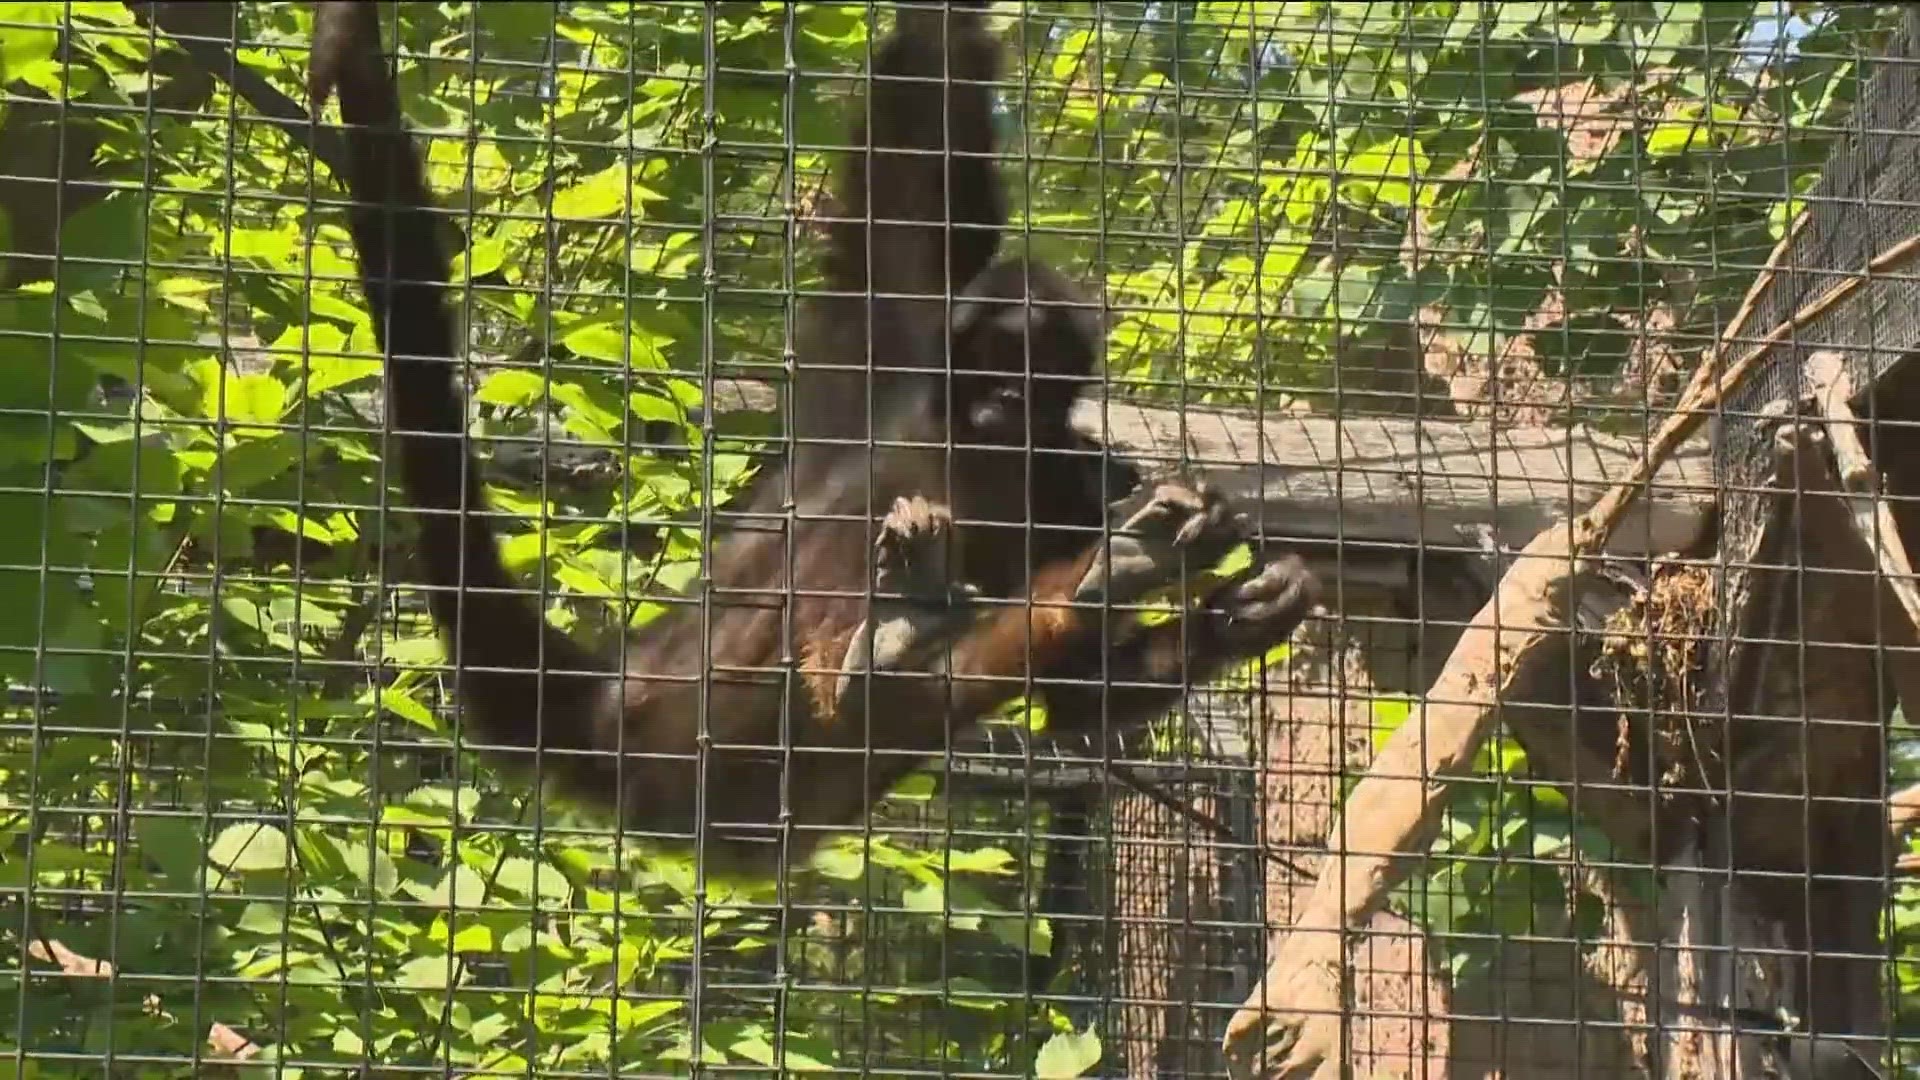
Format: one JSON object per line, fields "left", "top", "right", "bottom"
{"left": 1071, "top": 398, "right": 1715, "bottom": 557}
{"left": 708, "top": 379, "right": 1718, "bottom": 558}
{"left": 293, "top": 349, "right": 1717, "bottom": 561}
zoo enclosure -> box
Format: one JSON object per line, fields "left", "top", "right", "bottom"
{"left": 3, "top": 2, "right": 1920, "bottom": 1079}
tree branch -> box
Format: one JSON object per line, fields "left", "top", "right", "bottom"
{"left": 126, "top": 1, "right": 350, "bottom": 177}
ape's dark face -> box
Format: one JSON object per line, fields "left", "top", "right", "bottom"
{"left": 949, "top": 259, "right": 1103, "bottom": 447}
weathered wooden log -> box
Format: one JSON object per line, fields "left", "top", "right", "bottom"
{"left": 1066, "top": 396, "right": 1715, "bottom": 557}
{"left": 702, "top": 376, "right": 1717, "bottom": 557}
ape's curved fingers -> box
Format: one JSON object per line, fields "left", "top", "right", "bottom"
{"left": 1207, "top": 554, "right": 1322, "bottom": 654}
{"left": 1074, "top": 473, "right": 1245, "bottom": 607}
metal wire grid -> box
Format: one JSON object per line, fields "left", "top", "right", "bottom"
{"left": 0, "top": 1, "right": 1915, "bottom": 1077}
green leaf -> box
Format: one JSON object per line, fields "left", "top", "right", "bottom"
{"left": 396, "top": 954, "right": 458, "bottom": 990}
{"left": 134, "top": 815, "right": 205, "bottom": 886}
{"left": 0, "top": 4, "right": 60, "bottom": 84}
{"left": 807, "top": 842, "right": 868, "bottom": 881}
{"left": 902, "top": 881, "right": 945, "bottom": 915}
{"left": 205, "top": 435, "right": 302, "bottom": 494}
{"left": 551, "top": 163, "right": 659, "bottom": 220}
{"left": 446, "top": 922, "right": 495, "bottom": 953}
{"left": 563, "top": 323, "right": 668, "bottom": 369}
{"left": 0, "top": 295, "right": 96, "bottom": 412}
{"left": 493, "top": 856, "right": 571, "bottom": 902}
{"left": 728, "top": 1031, "right": 833, "bottom": 1072}
{"left": 1341, "top": 136, "right": 1432, "bottom": 208}
{"left": 0, "top": 419, "right": 63, "bottom": 474}
{"left": 627, "top": 386, "right": 688, "bottom": 424}
{"left": 453, "top": 235, "right": 507, "bottom": 283}
{"left": 258, "top": 507, "right": 341, "bottom": 545}
{"left": 1645, "top": 103, "right": 1739, "bottom": 159}
{"left": 227, "top": 375, "right": 287, "bottom": 426}
{"left": 885, "top": 772, "right": 937, "bottom": 802}
{"left": 942, "top": 846, "right": 1016, "bottom": 876}
{"left": 300, "top": 350, "right": 381, "bottom": 398}
{"left": 563, "top": 324, "right": 626, "bottom": 363}
{"left": 475, "top": 369, "right": 549, "bottom": 408}
{"left": 1201, "top": 197, "right": 1257, "bottom": 238}
{"left": 58, "top": 192, "right": 147, "bottom": 273}
{"left": 0, "top": 570, "right": 74, "bottom": 690}
{"left": 269, "top": 320, "right": 347, "bottom": 365}
{"left": 1050, "top": 28, "right": 1092, "bottom": 82}
{"left": 1213, "top": 541, "right": 1253, "bottom": 578}
{"left": 549, "top": 383, "right": 621, "bottom": 445}
{"left": 235, "top": 901, "right": 286, "bottom": 937}
{"left": 64, "top": 435, "right": 183, "bottom": 499}
{"left": 408, "top": 783, "right": 481, "bottom": 820}
{"left": 429, "top": 864, "right": 491, "bottom": 910}
{"left": 1769, "top": 193, "right": 1807, "bottom": 240}
{"left": 1645, "top": 119, "right": 1700, "bottom": 158}
{"left": 1035, "top": 1028, "right": 1102, "bottom": 1079}
{"left": 614, "top": 997, "right": 682, "bottom": 1035}
{"left": 989, "top": 913, "right": 1052, "bottom": 957}
{"left": 377, "top": 686, "right": 440, "bottom": 732}
{"left": 474, "top": 2, "right": 563, "bottom": 46}
{"left": 220, "top": 227, "right": 293, "bottom": 267}
{"left": 191, "top": 359, "right": 289, "bottom": 428}
{"left": 333, "top": 836, "right": 400, "bottom": 897}
{"left": 207, "top": 822, "right": 292, "bottom": 874}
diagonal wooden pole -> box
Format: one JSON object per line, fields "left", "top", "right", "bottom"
{"left": 1223, "top": 223, "right": 1920, "bottom": 1080}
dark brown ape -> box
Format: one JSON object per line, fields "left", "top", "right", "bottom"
{"left": 786, "top": 2, "right": 1132, "bottom": 605}
{"left": 308, "top": 0, "right": 1319, "bottom": 872}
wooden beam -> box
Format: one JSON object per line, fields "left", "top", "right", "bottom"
{"left": 228, "top": 328, "right": 1718, "bottom": 560}
{"left": 706, "top": 378, "right": 1718, "bottom": 557}
{"left": 1069, "top": 397, "right": 1716, "bottom": 556}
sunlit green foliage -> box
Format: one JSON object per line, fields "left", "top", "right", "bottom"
{"left": 0, "top": 1, "right": 1904, "bottom": 1075}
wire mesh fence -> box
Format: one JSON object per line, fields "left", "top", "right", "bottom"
{"left": 5, "top": 1, "right": 1920, "bottom": 1077}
